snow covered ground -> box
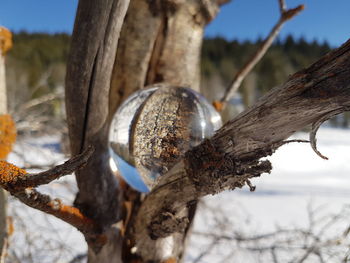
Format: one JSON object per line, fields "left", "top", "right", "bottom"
{"left": 5, "top": 127, "right": 350, "bottom": 262}
{"left": 187, "top": 127, "right": 350, "bottom": 262}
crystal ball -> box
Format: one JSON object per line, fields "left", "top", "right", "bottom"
{"left": 109, "top": 84, "right": 222, "bottom": 192}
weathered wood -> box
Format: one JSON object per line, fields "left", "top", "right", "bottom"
{"left": 221, "top": 3, "right": 304, "bottom": 103}
{"left": 109, "top": 0, "right": 223, "bottom": 116}
{"left": 132, "top": 39, "right": 350, "bottom": 260}
{"left": 65, "top": 0, "right": 129, "bottom": 261}
{"left": 109, "top": 1, "right": 227, "bottom": 261}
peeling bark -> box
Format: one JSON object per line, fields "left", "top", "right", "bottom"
{"left": 132, "top": 38, "right": 350, "bottom": 260}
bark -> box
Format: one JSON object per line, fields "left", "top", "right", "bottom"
{"left": 65, "top": 0, "right": 129, "bottom": 262}
{"left": 109, "top": 0, "right": 223, "bottom": 114}
{"left": 109, "top": 0, "right": 226, "bottom": 261}
{"left": 132, "top": 38, "right": 350, "bottom": 260}
{"left": 64, "top": 1, "right": 350, "bottom": 263}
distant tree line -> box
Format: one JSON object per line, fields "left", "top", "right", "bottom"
{"left": 201, "top": 35, "right": 331, "bottom": 104}
{"left": 6, "top": 32, "right": 347, "bottom": 129}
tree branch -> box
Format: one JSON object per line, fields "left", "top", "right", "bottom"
{"left": 65, "top": 0, "right": 130, "bottom": 231}
{"left": 219, "top": 2, "right": 304, "bottom": 104}
{"left": 278, "top": 0, "right": 287, "bottom": 13}
{"left": 0, "top": 147, "right": 97, "bottom": 235}
{"left": 14, "top": 189, "right": 97, "bottom": 235}
{"left": 132, "top": 38, "right": 350, "bottom": 260}
{"left": 0, "top": 146, "right": 94, "bottom": 192}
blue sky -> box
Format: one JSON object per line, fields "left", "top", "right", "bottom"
{"left": 0, "top": 0, "right": 349, "bottom": 47}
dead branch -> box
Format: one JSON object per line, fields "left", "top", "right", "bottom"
{"left": 191, "top": 202, "right": 350, "bottom": 262}
{"left": 0, "top": 147, "right": 98, "bottom": 235}
{"left": 0, "top": 146, "right": 94, "bottom": 192}
{"left": 219, "top": 1, "right": 304, "bottom": 104}
{"left": 13, "top": 189, "right": 96, "bottom": 234}
{"left": 132, "top": 38, "right": 350, "bottom": 260}
{"left": 16, "top": 89, "right": 64, "bottom": 115}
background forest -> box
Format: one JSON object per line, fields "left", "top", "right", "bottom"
{"left": 3, "top": 30, "right": 350, "bottom": 262}
{"left": 6, "top": 32, "right": 347, "bottom": 138}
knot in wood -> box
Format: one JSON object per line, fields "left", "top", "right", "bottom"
{"left": 148, "top": 210, "right": 189, "bottom": 240}
{"left": 184, "top": 139, "right": 237, "bottom": 193}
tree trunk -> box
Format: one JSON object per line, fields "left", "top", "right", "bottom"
{"left": 132, "top": 38, "right": 350, "bottom": 259}
{"left": 66, "top": 0, "right": 227, "bottom": 262}
{"left": 65, "top": 0, "right": 129, "bottom": 262}
{"left": 109, "top": 0, "right": 226, "bottom": 261}
{"left": 65, "top": 1, "right": 350, "bottom": 263}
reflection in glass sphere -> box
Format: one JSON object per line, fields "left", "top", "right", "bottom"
{"left": 109, "top": 85, "right": 222, "bottom": 192}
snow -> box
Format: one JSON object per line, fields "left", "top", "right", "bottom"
{"left": 187, "top": 127, "right": 350, "bottom": 262}
{"left": 4, "top": 127, "right": 350, "bottom": 262}
{"left": 7, "top": 135, "right": 87, "bottom": 263}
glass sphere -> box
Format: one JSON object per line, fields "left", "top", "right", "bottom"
{"left": 109, "top": 85, "right": 222, "bottom": 192}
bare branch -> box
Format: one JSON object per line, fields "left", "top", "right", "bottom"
{"left": 219, "top": 2, "right": 304, "bottom": 104}
{"left": 133, "top": 38, "right": 350, "bottom": 260}
{"left": 0, "top": 147, "right": 98, "bottom": 235}
{"left": 278, "top": 0, "right": 287, "bottom": 12}
{"left": 310, "top": 107, "right": 350, "bottom": 160}
{"left": 13, "top": 188, "right": 97, "bottom": 235}
{"left": 16, "top": 90, "right": 64, "bottom": 115}
{"left": 0, "top": 146, "right": 94, "bottom": 192}
{"left": 191, "top": 203, "right": 350, "bottom": 262}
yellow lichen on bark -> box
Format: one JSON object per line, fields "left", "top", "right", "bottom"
{"left": 0, "top": 161, "right": 26, "bottom": 185}
{"left": 0, "top": 27, "right": 12, "bottom": 56}
{"left": 0, "top": 114, "right": 16, "bottom": 160}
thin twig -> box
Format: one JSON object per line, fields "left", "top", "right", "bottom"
{"left": 219, "top": 2, "right": 304, "bottom": 104}
{"left": 310, "top": 107, "right": 350, "bottom": 160}
{"left": 16, "top": 90, "right": 64, "bottom": 115}
{"left": 278, "top": 0, "right": 287, "bottom": 12}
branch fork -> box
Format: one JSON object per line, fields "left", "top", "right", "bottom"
{"left": 0, "top": 146, "right": 98, "bottom": 235}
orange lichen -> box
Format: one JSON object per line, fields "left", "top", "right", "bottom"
{"left": 0, "top": 27, "right": 12, "bottom": 55}
{"left": 0, "top": 160, "right": 26, "bottom": 185}
{"left": 7, "top": 216, "right": 14, "bottom": 236}
{"left": 53, "top": 203, "right": 96, "bottom": 233}
{"left": 0, "top": 114, "right": 16, "bottom": 159}
{"left": 162, "top": 258, "right": 177, "bottom": 263}
{"left": 212, "top": 101, "right": 223, "bottom": 112}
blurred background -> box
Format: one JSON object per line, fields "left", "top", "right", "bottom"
{"left": 1, "top": 0, "right": 350, "bottom": 262}
{"left": 1, "top": 0, "right": 350, "bottom": 136}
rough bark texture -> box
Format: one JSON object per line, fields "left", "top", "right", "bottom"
{"left": 109, "top": 0, "right": 222, "bottom": 115}
{"left": 108, "top": 1, "right": 226, "bottom": 261}
{"left": 64, "top": 1, "right": 350, "bottom": 263}
{"left": 65, "top": 0, "right": 129, "bottom": 262}
{"left": 132, "top": 38, "right": 350, "bottom": 260}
